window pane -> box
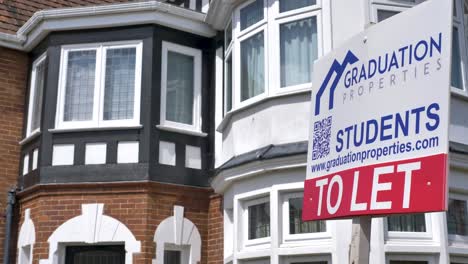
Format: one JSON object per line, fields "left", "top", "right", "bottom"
{"left": 103, "top": 47, "right": 137, "bottom": 121}
{"left": 248, "top": 202, "right": 270, "bottom": 239}
{"left": 289, "top": 197, "right": 325, "bottom": 234}
{"left": 166, "top": 51, "right": 195, "bottom": 125}
{"left": 387, "top": 214, "right": 426, "bottom": 232}
{"left": 64, "top": 50, "right": 96, "bottom": 122}
{"left": 226, "top": 21, "right": 233, "bottom": 46}
{"left": 280, "top": 17, "right": 318, "bottom": 87}
{"left": 279, "top": 0, "right": 315, "bottom": 13}
{"left": 451, "top": 27, "right": 463, "bottom": 89}
{"left": 377, "top": 10, "right": 400, "bottom": 22}
{"left": 447, "top": 199, "right": 468, "bottom": 235}
{"left": 225, "top": 55, "right": 233, "bottom": 112}
{"left": 164, "top": 250, "right": 181, "bottom": 264}
{"left": 241, "top": 31, "right": 264, "bottom": 101}
{"left": 240, "top": 0, "right": 263, "bottom": 30}
{"left": 31, "top": 59, "right": 46, "bottom": 132}
{"left": 291, "top": 262, "right": 327, "bottom": 264}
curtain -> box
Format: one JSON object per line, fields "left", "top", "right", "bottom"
{"left": 64, "top": 50, "right": 96, "bottom": 121}
{"left": 103, "top": 48, "right": 136, "bottom": 121}
{"left": 240, "top": 0, "right": 263, "bottom": 30}
{"left": 280, "top": 0, "right": 315, "bottom": 13}
{"left": 452, "top": 27, "right": 463, "bottom": 89}
{"left": 280, "top": 17, "right": 317, "bottom": 88}
{"left": 289, "top": 197, "right": 325, "bottom": 234}
{"left": 241, "top": 31, "right": 265, "bottom": 101}
{"left": 31, "top": 60, "right": 46, "bottom": 131}
{"left": 387, "top": 214, "right": 426, "bottom": 232}
{"left": 248, "top": 202, "right": 270, "bottom": 239}
{"left": 447, "top": 199, "right": 468, "bottom": 235}
{"left": 166, "top": 51, "right": 195, "bottom": 125}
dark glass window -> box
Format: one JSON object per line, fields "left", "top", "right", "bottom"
{"left": 164, "top": 250, "right": 181, "bottom": 264}
{"left": 387, "top": 214, "right": 426, "bottom": 232}
{"left": 289, "top": 197, "right": 325, "bottom": 234}
{"left": 248, "top": 201, "right": 270, "bottom": 239}
{"left": 65, "top": 245, "right": 124, "bottom": 264}
{"left": 447, "top": 199, "right": 468, "bottom": 235}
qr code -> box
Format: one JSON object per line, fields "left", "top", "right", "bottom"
{"left": 312, "top": 116, "right": 332, "bottom": 160}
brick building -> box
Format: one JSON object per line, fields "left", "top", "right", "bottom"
{"left": 0, "top": 1, "right": 223, "bottom": 264}
{"left": 2, "top": 0, "right": 468, "bottom": 264}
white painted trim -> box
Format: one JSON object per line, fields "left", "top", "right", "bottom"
{"left": 240, "top": 195, "right": 272, "bottom": 249}
{"left": 211, "top": 154, "right": 307, "bottom": 193}
{"left": 55, "top": 40, "right": 142, "bottom": 130}
{"left": 17, "top": 209, "right": 35, "bottom": 264}
{"left": 26, "top": 53, "right": 47, "bottom": 137}
{"left": 39, "top": 204, "right": 141, "bottom": 264}
{"left": 156, "top": 125, "right": 207, "bottom": 137}
{"left": 0, "top": 1, "right": 215, "bottom": 51}
{"left": 384, "top": 213, "right": 433, "bottom": 241}
{"left": 153, "top": 206, "right": 202, "bottom": 264}
{"left": 160, "top": 41, "right": 203, "bottom": 133}
{"left": 280, "top": 192, "right": 329, "bottom": 244}
{"left": 48, "top": 125, "right": 142, "bottom": 134}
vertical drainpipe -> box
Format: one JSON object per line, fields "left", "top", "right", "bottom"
{"left": 3, "top": 188, "right": 16, "bottom": 264}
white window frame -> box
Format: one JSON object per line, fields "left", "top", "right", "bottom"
{"left": 448, "top": 193, "right": 468, "bottom": 243}
{"left": 281, "top": 254, "right": 331, "bottom": 264}
{"left": 386, "top": 254, "right": 436, "bottom": 264}
{"left": 56, "top": 40, "right": 143, "bottom": 129}
{"left": 227, "top": 0, "right": 325, "bottom": 112}
{"left": 26, "top": 53, "right": 47, "bottom": 137}
{"left": 270, "top": 0, "right": 322, "bottom": 94}
{"left": 243, "top": 196, "right": 271, "bottom": 247}
{"left": 452, "top": 0, "right": 468, "bottom": 96}
{"left": 160, "top": 41, "right": 202, "bottom": 133}
{"left": 384, "top": 213, "right": 433, "bottom": 240}
{"left": 281, "top": 192, "right": 328, "bottom": 243}
{"left": 234, "top": 23, "right": 269, "bottom": 108}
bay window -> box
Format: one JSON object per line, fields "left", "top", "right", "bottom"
{"left": 226, "top": 0, "right": 323, "bottom": 109}
{"left": 56, "top": 41, "right": 142, "bottom": 129}
{"left": 26, "top": 54, "right": 46, "bottom": 136}
{"left": 160, "top": 42, "right": 202, "bottom": 132}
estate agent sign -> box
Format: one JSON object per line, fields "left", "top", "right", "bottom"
{"left": 304, "top": 0, "right": 452, "bottom": 221}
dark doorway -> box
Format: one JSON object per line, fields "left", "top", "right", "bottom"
{"left": 65, "top": 245, "right": 125, "bottom": 264}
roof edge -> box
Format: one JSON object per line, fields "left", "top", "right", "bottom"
{"left": 0, "top": 1, "right": 217, "bottom": 51}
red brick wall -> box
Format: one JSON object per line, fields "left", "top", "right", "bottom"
{"left": 0, "top": 47, "right": 28, "bottom": 263}
{"left": 207, "top": 194, "right": 223, "bottom": 264}
{"left": 16, "top": 182, "right": 224, "bottom": 264}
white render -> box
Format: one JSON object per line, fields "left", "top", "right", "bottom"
{"left": 51, "top": 144, "right": 74, "bottom": 166}
{"left": 117, "top": 141, "right": 139, "bottom": 164}
{"left": 185, "top": 145, "right": 202, "bottom": 169}
{"left": 159, "top": 141, "right": 176, "bottom": 166}
{"left": 39, "top": 204, "right": 141, "bottom": 264}
{"left": 85, "top": 143, "right": 107, "bottom": 165}
{"left": 211, "top": 0, "right": 468, "bottom": 263}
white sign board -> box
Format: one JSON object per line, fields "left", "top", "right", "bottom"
{"left": 304, "top": 0, "right": 452, "bottom": 220}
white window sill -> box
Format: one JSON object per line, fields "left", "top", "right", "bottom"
{"left": 156, "top": 125, "right": 208, "bottom": 137}
{"left": 49, "top": 125, "right": 143, "bottom": 133}
{"left": 385, "top": 231, "right": 433, "bottom": 241}
{"left": 19, "top": 130, "right": 41, "bottom": 145}
{"left": 217, "top": 88, "right": 311, "bottom": 132}
{"left": 282, "top": 232, "right": 332, "bottom": 244}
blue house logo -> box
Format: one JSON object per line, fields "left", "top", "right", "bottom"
{"left": 314, "top": 51, "right": 359, "bottom": 116}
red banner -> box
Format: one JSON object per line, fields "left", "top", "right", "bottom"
{"left": 303, "top": 154, "right": 447, "bottom": 221}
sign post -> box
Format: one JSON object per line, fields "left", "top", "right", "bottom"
{"left": 303, "top": 0, "right": 453, "bottom": 263}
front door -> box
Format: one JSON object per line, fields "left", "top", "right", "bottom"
{"left": 65, "top": 245, "right": 125, "bottom": 264}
